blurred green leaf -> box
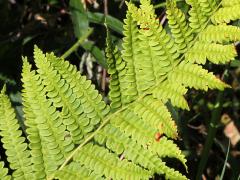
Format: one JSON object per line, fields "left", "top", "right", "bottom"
{"left": 230, "top": 59, "right": 240, "bottom": 67}
{"left": 0, "top": 73, "right": 16, "bottom": 86}
{"left": 22, "top": 35, "right": 39, "bottom": 45}
{"left": 88, "top": 12, "right": 123, "bottom": 35}
{"left": 81, "top": 41, "right": 107, "bottom": 68}
{"left": 70, "top": 0, "right": 89, "bottom": 38}
{"left": 48, "top": 0, "right": 59, "bottom": 5}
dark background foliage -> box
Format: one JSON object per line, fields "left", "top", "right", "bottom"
{"left": 0, "top": 0, "right": 240, "bottom": 179}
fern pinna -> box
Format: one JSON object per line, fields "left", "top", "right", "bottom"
{"left": 0, "top": 0, "right": 240, "bottom": 179}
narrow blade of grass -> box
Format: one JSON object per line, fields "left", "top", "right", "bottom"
{"left": 220, "top": 139, "right": 230, "bottom": 180}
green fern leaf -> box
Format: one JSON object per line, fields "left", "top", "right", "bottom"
{"left": 185, "top": 42, "right": 237, "bottom": 64}
{"left": 127, "top": 0, "right": 180, "bottom": 75}
{"left": 121, "top": 11, "right": 140, "bottom": 103}
{"left": 46, "top": 51, "right": 110, "bottom": 123}
{"left": 132, "top": 96, "right": 178, "bottom": 138}
{"left": 104, "top": 96, "right": 178, "bottom": 143}
{"left": 21, "top": 61, "right": 48, "bottom": 179}
{"left": 198, "top": 0, "right": 217, "bottom": 16}
{"left": 96, "top": 126, "right": 188, "bottom": 179}
{"left": 1, "top": 0, "right": 239, "bottom": 179}
{"left": 95, "top": 123, "right": 187, "bottom": 173}
{"left": 73, "top": 143, "right": 152, "bottom": 180}
{"left": 211, "top": 4, "right": 240, "bottom": 24}
{"left": 110, "top": 108, "right": 156, "bottom": 145}
{"left": 148, "top": 137, "right": 187, "bottom": 170}
{"left": 33, "top": 47, "right": 88, "bottom": 144}
{"left": 166, "top": 0, "right": 194, "bottom": 53}
{"left": 0, "top": 86, "right": 34, "bottom": 180}
{"left": 21, "top": 59, "right": 74, "bottom": 178}
{"left": 46, "top": 50, "right": 110, "bottom": 122}
{"left": 33, "top": 47, "right": 110, "bottom": 144}
{"left": 222, "top": 0, "right": 240, "bottom": 7}
{"left": 139, "top": 0, "right": 156, "bottom": 18}
{"left": 0, "top": 161, "right": 11, "bottom": 180}
{"left": 186, "top": 0, "right": 208, "bottom": 32}
{"left": 54, "top": 162, "right": 103, "bottom": 180}
{"left": 199, "top": 24, "right": 240, "bottom": 43}
{"left": 168, "top": 61, "right": 229, "bottom": 91}
{"left": 186, "top": 0, "right": 217, "bottom": 32}
{"left": 106, "top": 31, "right": 126, "bottom": 110}
{"left": 153, "top": 81, "right": 189, "bottom": 110}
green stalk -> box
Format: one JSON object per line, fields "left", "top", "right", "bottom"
{"left": 220, "top": 140, "right": 230, "bottom": 180}
{"left": 61, "top": 28, "right": 93, "bottom": 59}
{"left": 196, "top": 91, "right": 224, "bottom": 180}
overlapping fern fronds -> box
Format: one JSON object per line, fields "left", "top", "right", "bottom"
{"left": 0, "top": 86, "right": 33, "bottom": 179}
{"left": 0, "top": 0, "right": 240, "bottom": 179}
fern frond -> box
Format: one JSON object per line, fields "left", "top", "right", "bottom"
{"left": 153, "top": 81, "right": 189, "bottom": 110}
{"left": 185, "top": 42, "right": 237, "bottom": 64}
{"left": 222, "top": 0, "right": 240, "bottom": 7}
{"left": 33, "top": 47, "right": 87, "bottom": 144}
{"left": 54, "top": 162, "right": 103, "bottom": 180}
{"left": 186, "top": 0, "right": 208, "bottom": 32}
{"left": 73, "top": 143, "right": 152, "bottom": 180}
{"left": 132, "top": 96, "right": 178, "bottom": 138}
{"left": 211, "top": 5, "right": 240, "bottom": 24}
{"left": 96, "top": 126, "right": 186, "bottom": 179}
{"left": 104, "top": 97, "right": 178, "bottom": 142}
{"left": 22, "top": 59, "right": 51, "bottom": 179}
{"left": 127, "top": 1, "right": 180, "bottom": 74}
{"left": 95, "top": 124, "right": 187, "bottom": 172}
{"left": 149, "top": 137, "right": 187, "bottom": 169}
{"left": 34, "top": 47, "right": 110, "bottom": 144}
{"left": 110, "top": 108, "right": 156, "bottom": 145}
{"left": 135, "top": 29, "right": 166, "bottom": 92}
{"left": 21, "top": 65, "right": 48, "bottom": 179}
{"left": 166, "top": 0, "right": 194, "bottom": 53}
{"left": 97, "top": 124, "right": 159, "bottom": 163}
{"left": 124, "top": 2, "right": 178, "bottom": 95}
{"left": 121, "top": 11, "right": 140, "bottom": 103}
{"left": 168, "top": 61, "right": 229, "bottom": 91}
{"left": 199, "top": 24, "right": 240, "bottom": 43}
{"left": 21, "top": 59, "right": 73, "bottom": 177}
{"left": 46, "top": 51, "right": 110, "bottom": 123}
{"left": 0, "top": 161, "right": 11, "bottom": 180}
{"left": 106, "top": 31, "right": 126, "bottom": 110}
{"left": 198, "top": 0, "right": 217, "bottom": 16}
{"left": 46, "top": 50, "right": 110, "bottom": 121}
{"left": 0, "top": 86, "right": 33, "bottom": 180}
{"left": 160, "top": 165, "right": 188, "bottom": 180}
{"left": 139, "top": 0, "right": 156, "bottom": 18}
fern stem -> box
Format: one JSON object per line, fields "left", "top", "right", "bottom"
{"left": 61, "top": 28, "right": 93, "bottom": 59}
{"left": 196, "top": 87, "right": 225, "bottom": 179}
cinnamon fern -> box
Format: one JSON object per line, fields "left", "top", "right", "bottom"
{"left": 0, "top": 0, "right": 240, "bottom": 179}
